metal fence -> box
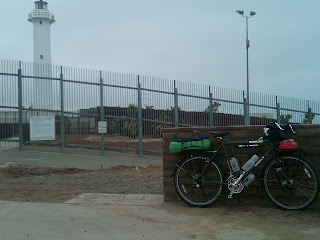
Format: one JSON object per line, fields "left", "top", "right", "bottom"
{"left": 1, "top": 59, "right": 319, "bottom": 156}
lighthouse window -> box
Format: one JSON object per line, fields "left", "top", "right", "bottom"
{"left": 40, "top": 55, "right": 43, "bottom": 59}
{"left": 40, "top": 20, "right": 42, "bottom": 25}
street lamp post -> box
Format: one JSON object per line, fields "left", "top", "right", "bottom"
{"left": 236, "top": 10, "right": 256, "bottom": 125}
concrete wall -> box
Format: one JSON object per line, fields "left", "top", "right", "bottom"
{"left": 162, "top": 125, "right": 320, "bottom": 208}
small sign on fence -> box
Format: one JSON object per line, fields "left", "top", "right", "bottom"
{"left": 30, "top": 116, "right": 56, "bottom": 141}
{"left": 98, "top": 121, "right": 107, "bottom": 134}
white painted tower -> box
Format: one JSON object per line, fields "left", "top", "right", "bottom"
{"left": 28, "top": 0, "right": 55, "bottom": 112}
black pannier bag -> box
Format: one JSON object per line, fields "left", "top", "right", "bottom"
{"left": 266, "top": 122, "right": 289, "bottom": 141}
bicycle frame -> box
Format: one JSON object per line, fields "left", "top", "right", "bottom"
{"left": 201, "top": 138, "right": 277, "bottom": 186}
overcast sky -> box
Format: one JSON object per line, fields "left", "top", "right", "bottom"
{"left": 1, "top": 0, "right": 320, "bottom": 102}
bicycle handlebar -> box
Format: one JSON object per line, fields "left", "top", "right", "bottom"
{"left": 288, "top": 124, "right": 296, "bottom": 134}
{"left": 276, "top": 123, "right": 296, "bottom": 134}
{"left": 274, "top": 122, "right": 284, "bottom": 131}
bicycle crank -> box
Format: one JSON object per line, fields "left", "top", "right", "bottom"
{"left": 227, "top": 177, "right": 244, "bottom": 199}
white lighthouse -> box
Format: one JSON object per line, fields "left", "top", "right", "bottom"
{"left": 28, "top": 0, "right": 55, "bottom": 113}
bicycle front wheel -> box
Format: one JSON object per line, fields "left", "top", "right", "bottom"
{"left": 263, "top": 156, "right": 319, "bottom": 210}
{"left": 174, "top": 155, "right": 225, "bottom": 207}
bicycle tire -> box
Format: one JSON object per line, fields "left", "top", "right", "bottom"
{"left": 262, "top": 155, "right": 320, "bottom": 210}
{"left": 174, "top": 155, "right": 225, "bottom": 207}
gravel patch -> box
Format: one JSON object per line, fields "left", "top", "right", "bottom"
{"left": 0, "top": 165, "right": 163, "bottom": 203}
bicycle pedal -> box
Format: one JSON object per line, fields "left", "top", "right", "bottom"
{"left": 228, "top": 193, "right": 233, "bottom": 199}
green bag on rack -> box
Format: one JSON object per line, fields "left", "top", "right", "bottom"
{"left": 169, "top": 137, "right": 213, "bottom": 154}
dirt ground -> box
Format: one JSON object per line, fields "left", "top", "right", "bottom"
{"left": 0, "top": 164, "right": 163, "bottom": 203}
{"left": 1, "top": 164, "right": 320, "bottom": 240}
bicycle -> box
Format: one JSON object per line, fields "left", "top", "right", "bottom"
{"left": 173, "top": 122, "right": 320, "bottom": 210}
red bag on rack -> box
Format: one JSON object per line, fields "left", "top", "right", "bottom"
{"left": 279, "top": 139, "right": 299, "bottom": 152}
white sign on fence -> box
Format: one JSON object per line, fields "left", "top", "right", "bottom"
{"left": 30, "top": 116, "right": 56, "bottom": 141}
{"left": 98, "top": 121, "right": 107, "bottom": 133}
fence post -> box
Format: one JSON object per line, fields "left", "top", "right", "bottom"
{"left": 137, "top": 75, "right": 143, "bottom": 158}
{"left": 209, "top": 88, "right": 214, "bottom": 127}
{"left": 308, "top": 107, "right": 313, "bottom": 124}
{"left": 243, "top": 97, "right": 249, "bottom": 126}
{"left": 18, "top": 62, "right": 23, "bottom": 151}
{"left": 276, "top": 102, "right": 281, "bottom": 124}
{"left": 60, "top": 66, "right": 65, "bottom": 152}
{"left": 100, "top": 71, "right": 105, "bottom": 156}
{"left": 247, "top": 98, "right": 250, "bottom": 125}
{"left": 174, "top": 81, "right": 179, "bottom": 128}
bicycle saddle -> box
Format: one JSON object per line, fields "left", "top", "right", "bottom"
{"left": 209, "top": 131, "right": 232, "bottom": 137}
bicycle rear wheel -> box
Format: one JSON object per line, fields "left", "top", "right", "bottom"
{"left": 263, "top": 156, "right": 319, "bottom": 210}
{"left": 174, "top": 155, "right": 225, "bottom": 207}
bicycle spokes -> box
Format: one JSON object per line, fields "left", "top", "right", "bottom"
{"left": 174, "top": 157, "right": 225, "bottom": 207}
{"left": 263, "top": 157, "right": 318, "bottom": 210}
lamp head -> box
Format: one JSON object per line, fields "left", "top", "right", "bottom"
{"left": 236, "top": 10, "right": 244, "bottom": 15}
{"left": 250, "top": 11, "right": 256, "bottom": 16}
